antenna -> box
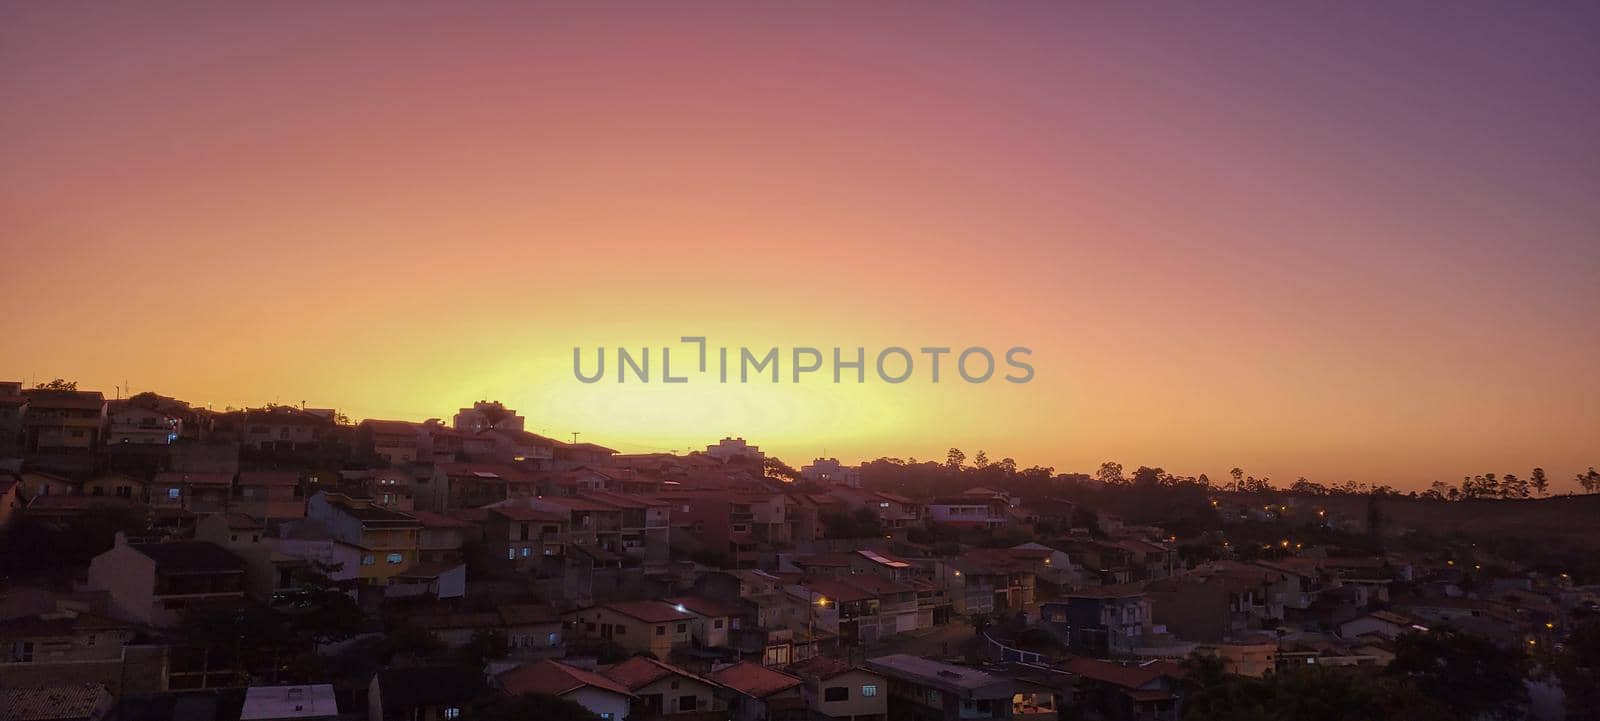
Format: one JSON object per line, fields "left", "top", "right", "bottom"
{"left": 571, "top": 431, "right": 581, "bottom": 444}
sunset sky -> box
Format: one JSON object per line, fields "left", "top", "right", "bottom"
{"left": 3, "top": 2, "right": 1596, "bottom": 489}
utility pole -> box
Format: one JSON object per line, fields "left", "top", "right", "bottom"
{"left": 571, "top": 431, "right": 581, "bottom": 444}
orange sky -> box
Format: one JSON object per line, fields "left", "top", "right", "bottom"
{"left": 2, "top": 2, "right": 1597, "bottom": 489}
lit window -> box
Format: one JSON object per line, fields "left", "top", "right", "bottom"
{"left": 386, "top": 553, "right": 404, "bottom": 564}
{"left": 168, "top": 488, "right": 181, "bottom": 499}
{"left": 507, "top": 548, "right": 516, "bottom": 560}
{"left": 443, "top": 708, "right": 461, "bottom": 720}
{"left": 522, "top": 547, "right": 531, "bottom": 558}
{"left": 862, "top": 685, "right": 878, "bottom": 697}
{"left": 361, "top": 555, "right": 376, "bottom": 566}
{"left": 547, "top": 632, "right": 559, "bottom": 646}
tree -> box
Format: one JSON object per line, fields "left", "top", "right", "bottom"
{"left": 1386, "top": 628, "right": 1528, "bottom": 720}
{"left": 33, "top": 378, "right": 78, "bottom": 391}
{"left": 945, "top": 448, "right": 966, "bottom": 471}
{"left": 1096, "top": 461, "right": 1125, "bottom": 486}
{"left": 1551, "top": 616, "right": 1600, "bottom": 721}
{"left": 1229, "top": 467, "right": 1244, "bottom": 492}
{"left": 1530, "top": 467, "right": 1550, "bottom": 497}
{"left": 1579, "top": 467, "right": 1600, "bottom": 494}
{"left": 1500, "top": 473, "right": 1528, "bottom": 499}
{"left": 973, "top": 451, "right": 989, "bottom": 469}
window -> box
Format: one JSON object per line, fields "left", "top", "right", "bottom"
{"left": 86, "top": 634, "right": 96, "bottom": 647}
{"left": 507, "top": 548, "right": 516, "bottom": 560}
{"left": 168, "top": 488, "right": 181, "bottom": 499}
{"left": 521, "top": 547, "right": 531, "bottom": 558}
{"left": 230, "top": 534, "right": 239, "bottom": 542}
{"left": 547, "top": 632, "right": 559, "bottom": 647}
{"left": 12, "top": 642, "right": 33, "bottom": 662}
{"left": 614, "top": 626, "right": 626, "bottom": 635}
{"left": 676, "top": 623, "right": 687, "bottom": 633}
{"left": 862, "top": 684, "right": 878, "bottom": 697}
{"left": 714, "top": 619, "right": 724, "bottom": 629}
{"left": 361, "top": 555, "right": 376, "bottom": 566}
{"left": 679, "top": 696, "right": 698, "bottom": 711}
{"left": 825, "top": 687, "right": 849, "bottom": 702}
{"left": 386, "top": 553, "right": 404, "bottom": 564}
{"left": 443, "top": 708, "right": 461, "bottom": 720}
{"left": 600, "top": 715, "right": 612, "bottom": 721}
{"left": 656, "top": 626, "right": 665, "bottom": 636}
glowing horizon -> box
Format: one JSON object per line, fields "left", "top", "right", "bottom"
{"left": 3, "top": 2, "right": 1597, "bottom": 489}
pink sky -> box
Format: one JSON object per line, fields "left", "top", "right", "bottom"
{"left": 3, "top": 2, "right": 1597, "bottom": 488}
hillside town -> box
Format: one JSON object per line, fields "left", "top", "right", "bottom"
{"left": 1, "top": 381, "right": 1597, "bottom": 721}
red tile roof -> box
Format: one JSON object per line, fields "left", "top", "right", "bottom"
{"left": 710, "top": 661, "right": 801, "bottom": 698}
{"left": 598, "top": 600, "right": 695, "bottom": 624}
{"left": 1060, "top": 657, "right": 1171, "bottom": 690}
{"left": 498, "top": 659, "right": 633, "bottom": 698}
{"left": 601, "top": 656, "right": 720, "bottom": 691}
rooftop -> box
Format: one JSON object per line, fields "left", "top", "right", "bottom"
{"left": 709, "top": 661, "right": 801, "bottom": 698}
{"left": 239, "top": 685, "right": 338, "bottom": 720}
{"left": 131, "top": 541, "right": 247, "bottom": 575}
{"left": 864, "top": 655, "right": 1012, "bottom": 698}
{"left": 498, "top": 659, "right": 634, "bottom": 698}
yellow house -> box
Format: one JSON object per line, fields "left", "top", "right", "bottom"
{"left": 306, "top": 492, "right": 421, "bottom": 585}
{"left": 563, "top": 600, "right": 696, "bottom": 659}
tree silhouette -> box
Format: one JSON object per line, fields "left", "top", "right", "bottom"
{"left": 33, "top": 378, "right": 77, "bottom": 391}
{"left": 1530, "top": 467, "right": 1550, "bottom": 497}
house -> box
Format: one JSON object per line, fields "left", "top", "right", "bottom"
{"left": 235, "top": 471, "right": 305, "bottom": 519}
{"left": 1040, "top": 586, "right": 1152, "bottom": 656}
{"left": 361, "top": 467, "right": 417, "bottom": 511}
{"left": 499, "top": 603, "right": 565, "bottom": 659}
{"left": 356, "top": 420, "right": 420, "bottom": 465}
{"left": 82, "top": 473, "right": 147, "bottom": 501}
{"left": 863, "top": 655, "right": 1012, "bottom": 721}
{"left": 229, "top": 407, "right": 332, "bottom": 454}
{"left": 410, "top": 510, "right": 472, "bottom": 563}
{"left": 403, "top": 604, "right": 562, "bottom": 658}
{"left": 1057, "top": 657, "right": 1182, "bottom": 721}
{"left": 150, "top": 472, "right": 234, "bottom": 512}
{"left": 497, "top": 659, "right": 634, "bottom": 721}
{"left": 304, "top": 492, "right": 421, "bottom": 586}
{"left": 1145, "top": 562, "right": 1288, "bottom": 643}
{"left": 924, "top": 496, "right": 1007, "bottom": 530}
{"left": 21, "top": 389, "right": 106, "bottom": 451}
{"left": 708, "top": 661, "right": 804, "bottom": 721}
{"left": 240, "top": 684, "right": 339, "bottom": 721}
{"left": 0, "top": 610, "right": 134, "bottom": 667}
{"left": 564, "top": 601, "right": 696, "bottom": 659}
{"left": 799, "top": 458, "right": 859, "bottom": 487}
{"left": 368, "top": 665, "right": 486, "bottom": 721}
{"left": 0, "top": 684, "right": 114, "bottom": 721}
{"left": 429, "top": 462, "right": 540, "bottom": 511}
{"left": 704, "top": 438, "right": 764, "bottom": 464}
{"left": 939, "top": 550, "right": 1038, "bottom": 617}
{"left": 16, "top": 471, "right": 78, "bottom": 499}
{"left": 387, "top": 561, "right": 466, "bottom": 600}
{"left": 785, "top": 656, "right": 887, "bottom": 721}
{"left": 105, "top": 405, "right": 181, "bottom": 446}
{"left": 544, "top": 440, "right": 615, "bottom": 468}
{"left": 1338, "top": 610, "right": 1424, "bottom": 641}
{"left": 665, "top": 596, "right": 746, "bottom": 649}
{"left": 827, "top": 490, "right": 921, "bottom": 530}
{"left": 485, "top": 504, "right": 568, "bottom": 571}
{"left": 451, "top": 400, "right": 525, "bottom": 435}
{"left": 600, "top": 656, "right": 726, "bottom": 719}
{"left": 87, "top": 535, "right": 247, "bottom": 627}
